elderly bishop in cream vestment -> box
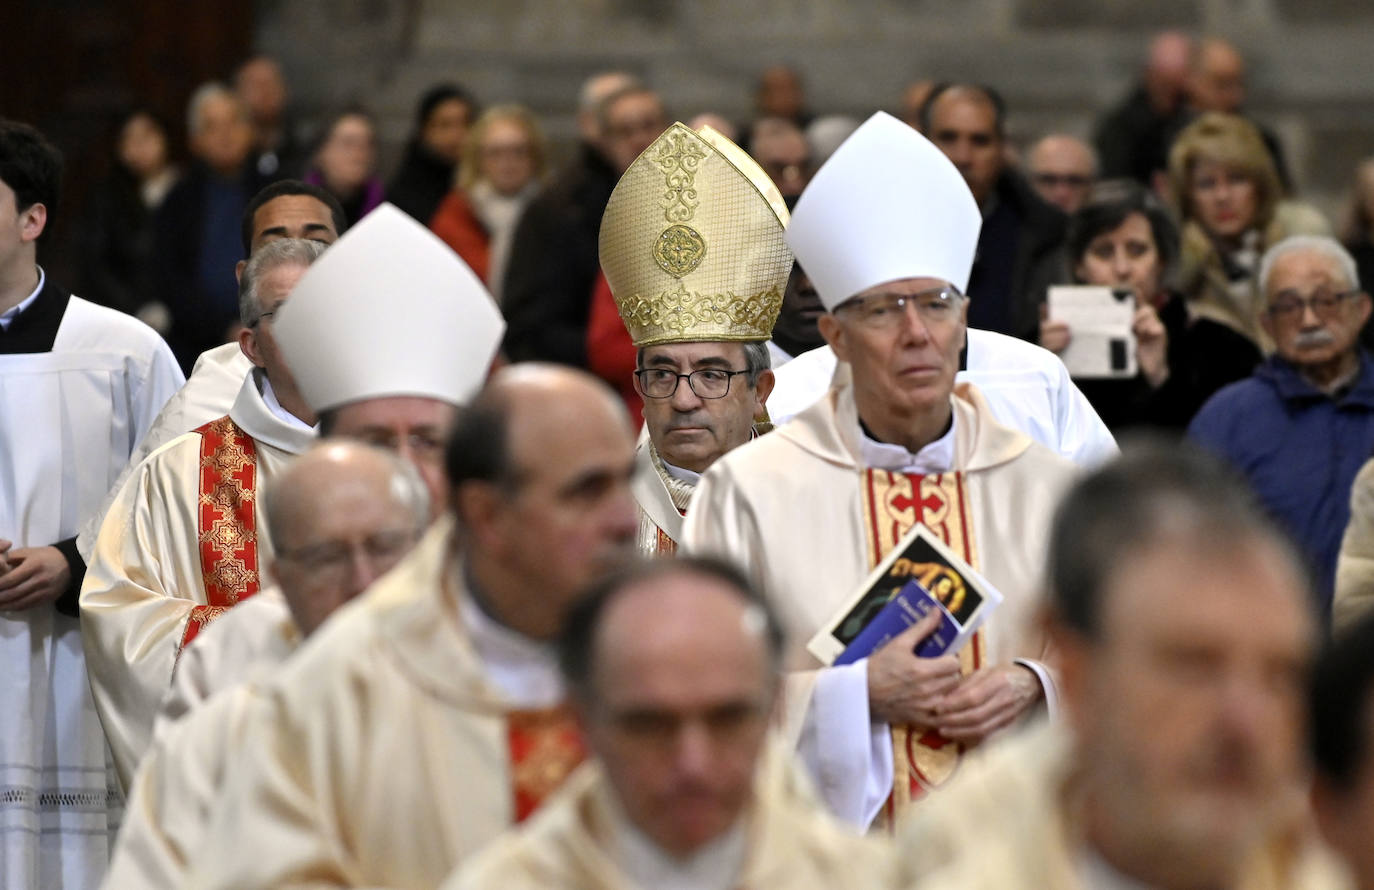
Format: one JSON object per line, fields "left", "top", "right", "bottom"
{"left": 684, "top": 113, "right": 1079, "bottom": 830}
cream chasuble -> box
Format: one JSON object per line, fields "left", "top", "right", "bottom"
{"left": 80, "top": 369, "right": 315, "bottom": 788}
{"left": 632, "top": 440, "right": 695, "bottom": 556}
{"left": 0, "top": 288, "right": 182, "bottom": 889}
{"left": 446, "top": 741, "right": 899, "bottom": 890}
{"left": 683, "top": 370, "right": 1078, "bottom": 829}
{"left": 185, "top": 518, "right": 587, "bottom": 889}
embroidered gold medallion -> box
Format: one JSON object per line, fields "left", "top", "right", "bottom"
{"left": 653, "top": 224, "right": 707, "bottom": 277}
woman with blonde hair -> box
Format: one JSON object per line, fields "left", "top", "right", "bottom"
{"left": 430, "top": 104, "right": 548, "bottom": 302}
{"left": 1169, "top": 111, "right": 1327, "bottom": 352}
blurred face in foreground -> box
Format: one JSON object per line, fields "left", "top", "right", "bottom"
{"left": 328, "top": 396, "right": 457, "bottom": 517}
{"left": 1060, "top": 530, "right": 1313, "bottom": 889}
{"left": 582, "top": 571, "right": 775, "bottom": 858}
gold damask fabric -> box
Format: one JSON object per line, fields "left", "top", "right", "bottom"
{"left": 599, "top": 122, "right": 792, "bottom": 347}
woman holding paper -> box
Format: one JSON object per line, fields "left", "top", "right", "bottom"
{"left": 1040, "top": 179, "right": 1261, "bottom": 429}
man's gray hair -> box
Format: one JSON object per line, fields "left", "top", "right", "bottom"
{"left": 238, "top": 237, "right": 327, "bottom": 327}
{"left": 1259, "top": 235, "right": 1361, "bottom": 298}
{"left": 186, "top": 81, "right": 244, "bottom": 137}
{"left": 742, "top": 340, "right": 772, "bottom": 386}
{"left": 264, "top": 442, "right": 430, "bottom": 549}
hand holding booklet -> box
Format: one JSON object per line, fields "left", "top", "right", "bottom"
{"left": 807, "top": 523, "right": 1002, "bottom": 667}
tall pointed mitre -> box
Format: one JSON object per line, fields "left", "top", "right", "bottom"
{"left": 273, "top": 203, "right": 505, "bottom": 412}
{"left": 599, "top": 122, "right": 793, "bottom": 347}
{"left": 785, "top": 111, "right": 982, "bottom": 310}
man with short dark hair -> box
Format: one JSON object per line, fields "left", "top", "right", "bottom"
{"left": 448, "top": 558, "right": 897, "bottom": 889}
{"left": 921, "top": 83, "right": 1066, "bottom": 341}
{"left": 899, "top": 443, "right": 1329, "bottom": 890}
{"left": 234, "top": 54, "right": 302, "bottom": 178}
{"left": 82, "top": 237, "right": 325, "bottom": 788}
{"left": 1190, "top": 235, "right": 1374, "bottom": 617}
{"left": 598, "top": 122, "right": 785, "bottom": 554}
{"left": 503, "top": 80, "right": 666, "bottom": 366}
{"left": 0, "top": 117, "right": 183, "bottom": 887}
{"left": 1310, "top": 611, "right": 1374, "bottom": 889}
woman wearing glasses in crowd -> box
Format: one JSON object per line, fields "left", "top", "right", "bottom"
{"left": 1041, "top": 179, "right": 1266, "bottom": 430}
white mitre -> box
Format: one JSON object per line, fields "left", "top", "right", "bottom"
{"left": 785, "top": 110, "right": 982, "bottom": 310}
{"left": 274, "top": 203, "right": 506, "bottom": 412}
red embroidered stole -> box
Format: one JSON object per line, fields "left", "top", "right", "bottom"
{"left": 181, "top": 416, "right": 261, "bottom": 652}
{"left": 859, "top": 468, "right": 984, "bottom": 825}
{"left": 653, "top": 527, "right": 678, "bottom": 556}
{"left": 507, "top": 706, "right": 587, "bottom": 822}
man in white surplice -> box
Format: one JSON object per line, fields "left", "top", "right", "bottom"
{"left": 684, "top": 112, "right": 1080, "bottom": 829}
{"left": 0, "top": 119, "right": 183, "bottom": 889}
{"left": 597, "top": 122, "right": 788, "bottom": 556}
{"left": 80, "top": 237, "right": 326, "bottom": 789}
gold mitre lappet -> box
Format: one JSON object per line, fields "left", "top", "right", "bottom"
{"left": 598, "top": 122, "right": 793, "bottom": 347}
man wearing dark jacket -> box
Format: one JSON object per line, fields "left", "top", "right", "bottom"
{"left": 502, "top": 79, "right": 665, "bottom": 366}
{"left": 920, "top": 83, "right": 1066, "bottom": 342}
{"left": 1190, "top": 236, "right": 1374, "bottom": 618}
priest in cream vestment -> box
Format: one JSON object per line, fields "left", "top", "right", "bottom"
{"left": 597, "top": 122, "right": 789, "bottom": 556}
{"left": 80, "top": 238, "right": 326, "bottom": 787}
{"left": 104, "top": 442, "right": 433, "bottom": 889}
{"left": 186, "top": 365, "right": 642, "bottom": 889}
{"left": 447, "top": 557, "right": 899, "bottom": 890}
{"left": 684, "top": 113, "right": 1079, "bottom": 829}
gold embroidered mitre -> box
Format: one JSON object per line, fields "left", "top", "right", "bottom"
{"left": 598, "top": 122, "right": 793, "bottom": 347}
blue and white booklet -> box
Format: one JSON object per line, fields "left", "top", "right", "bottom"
{"left": 806, "top": 523, "right": 1002, "bottom": 666}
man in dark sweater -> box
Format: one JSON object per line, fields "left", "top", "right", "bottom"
{"left": 920, "top": 83, "right": 1066, "bottom": 342}
{"left": 502, "top": 78, "right": 665, "bottom": 366}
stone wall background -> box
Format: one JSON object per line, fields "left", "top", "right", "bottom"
{"left": 255, "top": 0, "right": 1374, "bottom": 222}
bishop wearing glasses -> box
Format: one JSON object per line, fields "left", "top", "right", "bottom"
{"left": 598, "top": 121, "right": 791, "bottom": 556}
{"left": 685, "top": 112, "right": 1080, "bottom": 830}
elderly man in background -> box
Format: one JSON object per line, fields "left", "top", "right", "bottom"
{"left": 1190, "top": 235, "right": 1374, "bottom": 620}
{"left": 920, "top": 83, "right": 1066, "bottom": 341}
{"left": 598, "top": 121, "right": 788, "bottom": 554}
{"left": 449, "top": 557, "right": 897, "bottom": 889}
{"left": 81, "top": 237, "right": 324, "bottom": 788}
{"left": 503, "top": 80, "right": 665, "bottom": 366}
{"left": 1093, "top": 30, "right": 1193, "bottom": 185}
{"left": 186, "top": 364, "right": 640, "bottom": 888}
{"left": 686, "top": 112, "right": 1079, "bottom": 829}
{"left": 102, "top": 442, "right": 429, "bottom": 889}
{"left": 154, "top": 203, "right": 502, "bottom": 725}
{"left": 152, "top": 82, "right": 272, "bottom": 370}
{"left": 1026, "top": 134, "right": 1098, "bottom": 215}
{"left": 899, "top": 443, "right": 1337, "bottom": 890}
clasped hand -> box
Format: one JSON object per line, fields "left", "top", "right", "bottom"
{"left": 865, "top": 609, "right": 1041, "bottom": 745}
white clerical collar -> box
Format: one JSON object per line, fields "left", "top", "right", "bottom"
{"left": 257, "top": 370, "right": 316, "bottom": 433}
{"left": 660, "top": 457, "right": 701, "bottom": 486}
{"left": 611, "top": 797, "right": 748, "bottom": 890}
{"left": 858, "top": 408, "right": 957, "bottom": 474}
{"left": 458, "top": 590, "right": 564, "bottom": 708}
{"left": 0, "top": 266, "right": 44, "bottom": 331}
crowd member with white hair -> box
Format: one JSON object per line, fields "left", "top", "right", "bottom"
{"left": 1190, "top": 234, "right": 1374, "bottom": 620}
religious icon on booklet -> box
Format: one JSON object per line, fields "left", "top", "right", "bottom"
{"left": 807, "top": 523, "right": 1002, "bottom": 666}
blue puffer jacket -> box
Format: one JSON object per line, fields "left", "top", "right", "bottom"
{"left": 1188, "top": 352, "right": 1374, "bottom": 618}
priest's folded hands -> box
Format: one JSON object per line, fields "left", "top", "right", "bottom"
{"left": 865, "top": 610, "right": 1042, "bottom": 744}
{"left": 0, "top": 541, "right": 71, "bottom": 611}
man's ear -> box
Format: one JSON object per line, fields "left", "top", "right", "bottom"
{"left": 238, "top": 325, "right": 265, "bottom": 368}
{"left": 752, "top": 368, "right": 776, "bottom": 414}
{"left": 18, "top": 202, "right": 46, "bottom": 244}
{"left": 235, "top": 258, "right": 248, "bottom": 283}
{"left": 1259, "top": 308, "right": 1277, "bottom": 345}
{"left": 818, "top": 314, "right": 848, "bottom": 363}
{"left": 453, "top": 481, "right": 506, "bottom": 554}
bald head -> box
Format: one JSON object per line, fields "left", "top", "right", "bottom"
{"left": 578, "top": 71, "right": 640, "bottom": 143}
{"left": 1190, "top": 38, "right": 1247, "bottom": 113}
{"left": 266, "top": 441, "right": 429, "bottom": 636}
{"left": 1028, "top": 134, "right": 1098, "bottom": 214}
{"left": 446, "top": 364, "right": 638, "bottom": 639}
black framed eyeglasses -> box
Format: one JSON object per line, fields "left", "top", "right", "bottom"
{"left": 634, "top": 368, "right": 749, "bottom": 399}
{"left": 1267, "top": 290, "right": 1357, "bottom": 322}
